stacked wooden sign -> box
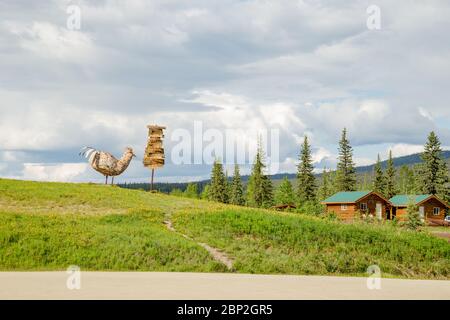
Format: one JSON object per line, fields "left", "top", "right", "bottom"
{"left": 143, "top": 125, "right": 166, "bottom": 169}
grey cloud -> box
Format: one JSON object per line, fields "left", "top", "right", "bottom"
{"left": 0, "top": 0, "right": 449, "bottom": 181}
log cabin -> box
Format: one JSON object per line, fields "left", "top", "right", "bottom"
{"left": 322, "top": 191, "right": 392, "bottom": 221}
{"left": 389, "top": 194, "right": 449, "bottom": 222}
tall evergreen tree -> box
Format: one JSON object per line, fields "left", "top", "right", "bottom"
{"left": 246, "top": 143, "right": 274, "bottom": 208}
{"left": 419, "top": 132, "right": 449, "bottom": 202}
{"left": 209, "top": 159, "right": 228, "bottom": 203}
{"left": 317, "top": 168, "right": 333, "bottom": 201}
{"left": 329, "top": 169, "right": 338, "bottom": 194}
{"left": 384, "top": 150, "right": 397, "bottom": 199}
{"left": 275, "top": 177, "right": 295, "bottom": 206}
{"left": 261, "top": 174, "right": 274, "bottom": 208}
{"left": 398, "top": 165, "right": 416, "bottom": 195}
{"left": 373, "top": 154, "right": 385, "bottom": 195}
{"left": 358, "top": 172, "right": 372, "bottom": 191}
{"left": 296, "top": 136, "right": 316, "bottom": 204}
{"left": 229, "top": 164, "right": 245, "bottom": 205}
{"left": 335, "top": 128, "right": 357, "bottom": 191}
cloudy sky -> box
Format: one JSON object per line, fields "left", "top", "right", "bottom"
{"left": 1, "top": 0, "right": 449, "bottom": 183}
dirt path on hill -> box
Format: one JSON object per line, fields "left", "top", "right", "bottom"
{"left": 163, "top": 219, "right": 234, "bottom": 270}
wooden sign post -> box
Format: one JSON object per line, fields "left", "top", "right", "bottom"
{"left": 143, "top": 125, "right": 166, "bottom": 191}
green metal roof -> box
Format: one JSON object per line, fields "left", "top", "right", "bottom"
{"left": 389, "top": 195, "right": 430, "bottom": 207}
{"left": 322, "top": 191, "right": 372, "bottom": 203}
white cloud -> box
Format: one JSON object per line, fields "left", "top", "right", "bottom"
{"left": 7, "top": 21, "right": 95, "bottom": 62}
{"left": 388, "top": 144, "right": 424, "bottom": 158}
{"left": 20, "top": 163, "right": 88, "bottom": 182}
{"left": 0, "top": 0, "right": 449, "bottom": 182}
{"left": 312, "top": 147, "right": 332, "bottom": 164}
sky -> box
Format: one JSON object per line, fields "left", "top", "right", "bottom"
{"left": 0, "top": 0, "right": 449, "bottom": 183}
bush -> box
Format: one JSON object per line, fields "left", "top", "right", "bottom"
{"left": 297, "top": 201, "right": 325, "bottom": 216}
{"left": 355, "top": 210, "right": 376, "bottom": 224}
{"left": 403, "top": 200, "right": 424, "bottom": 230}
{"left": 169, "top": 188, "right": 183, "bottom": 197}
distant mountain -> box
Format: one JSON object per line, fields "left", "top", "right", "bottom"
{"left": 119, "top": 151, "right": 450, "bottom": 192}
{"left": 254, "top": 151, "right": 450, "bottom": 182}
{"left": 355, "top": 150, "right": 450, "bottom": 174}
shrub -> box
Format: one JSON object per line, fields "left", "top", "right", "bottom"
{"left": 297, "top": 201, "right": 324, "bottom": 216}
{"left": 403, "top": 201, "right": 424, "bottom": 230}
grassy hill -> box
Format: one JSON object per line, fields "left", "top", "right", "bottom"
{"left": 0, "top": 178, "right": 449, "bottom": 279}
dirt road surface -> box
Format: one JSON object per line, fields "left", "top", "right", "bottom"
{"left": 0, "top": 272, "right": 449, "bottom": 300}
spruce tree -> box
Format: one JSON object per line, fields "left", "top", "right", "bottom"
{"left": 335, "top": 128, "right": 357, "bottom": 191}
{"left": 275, "top": 177, "right": 295, "bottom": 206}
{"left": 247, "top": 143, "right": 274, "bottom": 208}
{"left": 414, "top": 164, "right": 425, "bottom": 194}
{"left": 184, "top": 183, "right": 199, "bottom": 198}
{"left": 317, "top": 168, "right": 332, "bottom": 201}
{"left": 419, "top": 132, "right": 449, "bottom": 202}
{"left": 230, "top": 164, "right": 245, "bottom": 205}
{"left": 373, "top": 154, "right": 385, "bottom": 195}
{"left": 201, "top": 184, "right": 211, "bottom": 200}
{"left": 404, "top": 198, "right": 423, "bottom": 230}
{"left": 329, "top": 169, "right": 338, "bottom": 195}
{"left": 297, "top": 136, "right": 316, "bottom": 204}
{"left": 261, "top": 174, "right": 274, "bottom": 208}
{"left": 358, "top": 172, "right": 371, "bottom": 191}
{"left": 398, "top": 165, "right": 416, "bottom": 195}
{"left": 384, "top": 150, "right": 397, "bottom": 199}
{"left": 209, "top": 160, "right": 228, "bottom": 203}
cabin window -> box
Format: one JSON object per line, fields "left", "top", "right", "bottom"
{"left": 341, "top": 204, "right": 348, "bottom": 211}
{"left": 433, "top": 207, "right": 440, "bottom": 216}
{"left": 360, "top": 203, "right": 368, "bottom": 211}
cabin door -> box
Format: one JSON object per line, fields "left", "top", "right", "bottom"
{"left": 376, "top": 202, "right": 382, "bottom": 220}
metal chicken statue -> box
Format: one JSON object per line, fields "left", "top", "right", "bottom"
{"left": 80, "top": 147, "right": 136, "bottom": 185}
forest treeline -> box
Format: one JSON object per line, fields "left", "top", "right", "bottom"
{"left": 120, "top": 129, "right": 449, "bottom": 214}
{"left": 160, "top": 129, "right": 449, "bottom": 214}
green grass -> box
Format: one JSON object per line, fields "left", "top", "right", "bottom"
{"left": 173, "top": 209, "right": 450, "bottom": 279}
{"left": 0, "top": 179, "right": 225, "bottom": 272}
{"left": 0, "top": 178, "right": 449, "bottom": 279}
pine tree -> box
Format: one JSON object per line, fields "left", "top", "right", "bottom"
{"left": 335, "top": 128, "right": 356, "bottom": 191}
{"left": 358, "top": 172, "right": 372, "bottom": 191}
{"left": 398, "top": 165, "right": 416, "bottom": 195}
{"left": 414, "top": 164, "right": 425, "bottom": 194}
{"left": 275, "top": 177, "right": 295, "bottom": 206}
{"left": 209, "top": 160, "right": 228, "bottom": 203}
{"left": 184, "top": 183, "right": 199, "bottom": 198}
{"left": 384, "top": 150, "right": 397, "bottom": 199}
{"left": 419, "top": 132, "right": 449, "bottom": 202}
{"left": 261, "top": 174, "right": 274, "bottom": 208}
{"left": 225, "top": 170, "right": 232, "bottom": 202}
{"left": 373, "top": 154, "right": 385, "bottom": 195}
{"left": 297, "top": 136, "right": 316, "bottom": 204}
{"left": 229, "top": 164, "right": 245, "bottom": 205}
{"left": 404, "top": 198, "right": 423, "bottom": 230}
{"left": 317, "top": 168, "right": 333, "bottom": 201}
{"left": 329, "top": 169, "right": 338, "bottom": 194}
{"left": 247, "top": 143, "right": 274, "bottom": 208}
{"left": 201, "top": 184, "right": 211, "bottom": 200}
